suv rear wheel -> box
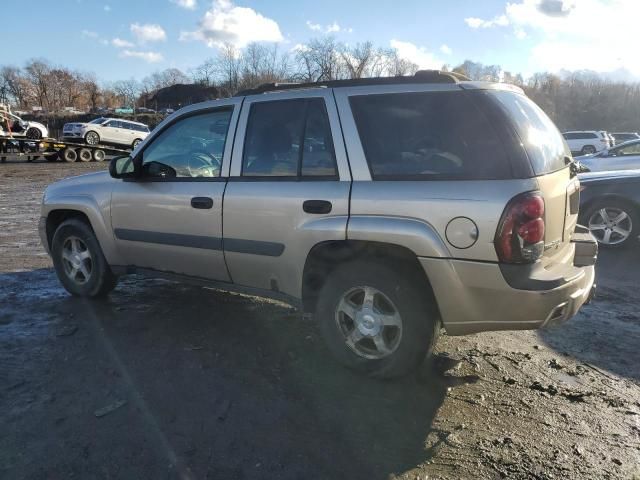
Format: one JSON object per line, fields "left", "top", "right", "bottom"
{"left": 316, "top": 261, "right": 439, "bottom": 378}
{"left": 51, "top": 219, "right": 118, "bottom": 297}
{"left": 581, "top": 145, "right": 597, "bottom": 155}
{"left": 132, "top": 138, "right": 142, "bottom": 149}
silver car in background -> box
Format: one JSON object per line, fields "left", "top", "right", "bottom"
{"left": 575, "top": 138, "right": 640, "bottom": 172}
{"left": 63, "top": 117, "right": 150, "bottom": 149}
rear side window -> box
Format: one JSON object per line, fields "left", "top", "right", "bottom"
{"left": 242, "top": 98, "right": 337, "bottom": 178}
{"left": 349, "top": 91, "right": 511, "bottom": 180}
{"left": 488, "top": 91, "right": 568, "bottom": 175}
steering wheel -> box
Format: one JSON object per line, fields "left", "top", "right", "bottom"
{"left": 186, "top": 152, "right": 220, "bottom": 177}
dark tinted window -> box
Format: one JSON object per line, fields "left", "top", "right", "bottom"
{"left": 105, "top": 120, "right": 122, "bottom": 128}
{"left": 489, "top": 91, "right": 568, "bottom": 175}
{"left": 350, "top": 91, "right": 511, "bottom": 179}
{"left": 563, "top": 132, "right": 578, "bottom": 140}
{"left": 301, "top": 100, "right": 337, "bottom": 176}
{"left": 242, "top": 98, "right": 337, "bottom": 177}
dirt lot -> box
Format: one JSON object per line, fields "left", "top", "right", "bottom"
{"left": 1, "top": 161, "right": 639, "bottom": 479}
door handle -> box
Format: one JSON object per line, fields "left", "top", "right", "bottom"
{"left": 303, "top": 200, "right": 332, "bottom": 214}
{"left": 191, "top": 197, "right": 213, "bottom": 209}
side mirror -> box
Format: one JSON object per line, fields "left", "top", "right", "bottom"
{"left": 109, "top": 155, "right": 136, "bottom": 179}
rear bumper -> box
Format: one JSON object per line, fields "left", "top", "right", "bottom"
{"left": 420, "top": 229, "right": 597, "bottom": 335}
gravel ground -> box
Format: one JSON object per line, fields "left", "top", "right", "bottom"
{"left": 1, "top": 160, "right": 639, "bottom": 479}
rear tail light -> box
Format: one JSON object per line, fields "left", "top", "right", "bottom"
{"left": 495, "top": 192, "right": 545, "bottom": 263}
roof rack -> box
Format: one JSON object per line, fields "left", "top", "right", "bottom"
{"left": 234, "top": 70, "right": 471, "bottom": 96}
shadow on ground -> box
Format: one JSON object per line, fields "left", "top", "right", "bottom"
{"left": 538, "top": 248, "right": 640, "bottom": 382}
{"left": 0, "top": 268, "right": 469, "bottom": 479}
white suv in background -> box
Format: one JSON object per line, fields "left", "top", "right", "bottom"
{"left": 562, "top": 130, "right": 610, "bottom": 155}
{"left": 63, "top": 117, "right": 150, "bottom": 149}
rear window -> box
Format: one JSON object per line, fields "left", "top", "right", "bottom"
{"left": 488, "top": 90, "right": 568, "bottom": 175}
{"left": 349, "top": 91, "right": 511, "bottom": 180}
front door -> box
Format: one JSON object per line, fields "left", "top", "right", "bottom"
{"left": 110, "top": 100, "right": 240, "bottom": 281}
{"left": 223, "top": 90, "right": 351, "bottom": 298}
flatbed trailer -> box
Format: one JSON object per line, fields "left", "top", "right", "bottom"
{"left": 0, "top": 136, "right": 130, "bottom": 163}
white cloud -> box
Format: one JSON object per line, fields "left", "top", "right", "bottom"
{"left": 465, "top": 0, "right": 640, "bottom": 76}
{"left": 464, "top": 14, "right": 508, "bottom": 28}
{"left": 171, "top": 0, "right": 197, "bottom": 9}
{"left": 440, "top": 44, "right": 452, "bottom": 55}
{"left": 81, "top": 30, "right": 99, "bottom": 38}
{"left": 390, "top": 39, "right": 443, "bottom": 69}
{"left": 306, "top": 20, "right": 322, "bottom": 32}
{"left": 130, "top": 23, "right": 167, "bottom": 43}
{"left": 306, "top": 20, "right": 352, "bottom": 34}
{"left": 120, "top": 50, "right": 164, "bottom": 63}
{"left": 180, "top": 0, "right": 283, "bottom": 49}
{"left": 104, "top": 4, "right": 111, "bottom": 11}
{"left": 112, "top": 37, "right": 135, "bottom": 48}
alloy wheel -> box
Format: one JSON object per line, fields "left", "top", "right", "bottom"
{"left": 335, "top": 286, "right": 403, "bottom": 359}
{"left": 588, "top": 207, "right": 632, "bottom": 245}
{"left": 61, "top": 236, "right": 93, "bottom": 284}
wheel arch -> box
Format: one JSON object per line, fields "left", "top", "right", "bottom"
{"left": 43, "top": 200, "right": 121, "bottom": 265}
{"left": 301, "top": 239, "right": 440, "bottom": 317}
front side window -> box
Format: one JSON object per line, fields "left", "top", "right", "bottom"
{"left": 350, "top": 91, "right": 511, "bottom": 179}
{"left": 105, "top": 120, "right": 121, "bottom": 128}
{"left": 141, "top": 109, "right": 232, "bottom": 179}
{"left": 242, "top": 98, "right": 337, "bottom": 178}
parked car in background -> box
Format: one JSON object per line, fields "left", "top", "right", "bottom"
{"left": 0, "top": 110, "right": 49, "bottom": 139}
{"left": 159, "top": 108, "right": 175, "bottom": 115}
{"left": 40, "top": 72, "right": 596, "bottom": 378}
{"left": 579, "top": 169, "right": 640, "bottom": 248}
{"left": 563, "top": 131, "right": 610, "bottom": 155}
{"left": 63, "top": 117, "right": 150, "bottom": 148}
{"left": 135, "top": 107, "right": 156, "bottom": 114}
{"left": 115, "top": 106, "right": 134, "bottom": 115}
{"left": 575, "top": 139, "right": 640, "bottom": 172}
{"left": 611, "top": 132, "right": 640, "bottom": 144}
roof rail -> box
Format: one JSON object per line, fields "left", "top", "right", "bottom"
{"left": 233, "top": 70, "right": 470, "bottom": 96}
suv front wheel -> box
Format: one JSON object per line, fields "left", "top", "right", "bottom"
{"left": 84, "top": 131, "right": 100, "bottom": 146}
{"left": 316, "top": 261, "right": 439, "bottom": 378}
{"left": 51, "top": 219, "right": 118, "bottom": 297}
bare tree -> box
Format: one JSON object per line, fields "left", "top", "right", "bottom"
{"left": 24, "top": 59, "right": 52, "bottom": 109}
{"left": 112, "top": 79, "right": 140, "bottom": 107}
{"left": 340, "top": 42, "right": 374, "bottom": 79}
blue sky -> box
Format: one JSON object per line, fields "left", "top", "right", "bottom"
{"left": 2, "top": 0, "right": 638, "bottom": 82}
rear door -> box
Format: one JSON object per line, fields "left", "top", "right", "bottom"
{"left": 222, "top": 89, "right": 351, "bottom": 298}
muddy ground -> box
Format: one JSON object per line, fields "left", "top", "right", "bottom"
{"left": 1, "top": 161, "right": 639, "bottom": 479}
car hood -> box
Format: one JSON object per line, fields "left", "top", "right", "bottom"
{"left": 578, "top": 169, "right": 640, "bottom": 183}
{"left": 44, "top": 170, "right": 113, "bottom": 200}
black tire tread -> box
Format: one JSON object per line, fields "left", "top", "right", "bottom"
{"left": 51, "top": 219, "right": 117, "bottom": 297}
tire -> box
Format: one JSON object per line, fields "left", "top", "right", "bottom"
{"left": 93, "top": 149, "right": 105, "bottom": 162}
{"left": 132, "top": 138, "right": 142, "bottom": 149}
{"left": 26, "top": 127, "right": 42, "bottom": 140}
{"left": 78, "top": 148, "right": 92, "bottom": 162}
{"left": 316, "top": 261, "right": 439, "bottom": 379}
{"left": 581, "top": 145, "right": 597, "bottom": 155}
{"left": 582, "top": 199, "right": 640, "bottom": 249}
{"left": 62, "top": 148, "right": 77, "bottom": 163}
{"left": 84, "top": 131, "right": 100, "bottom": 146}
{"left": 51, "top": 219, "right": 118, "bottom": 297}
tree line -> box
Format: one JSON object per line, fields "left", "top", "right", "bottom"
{"left": 1, "top": 37, "right": 640, "bottom": 131}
